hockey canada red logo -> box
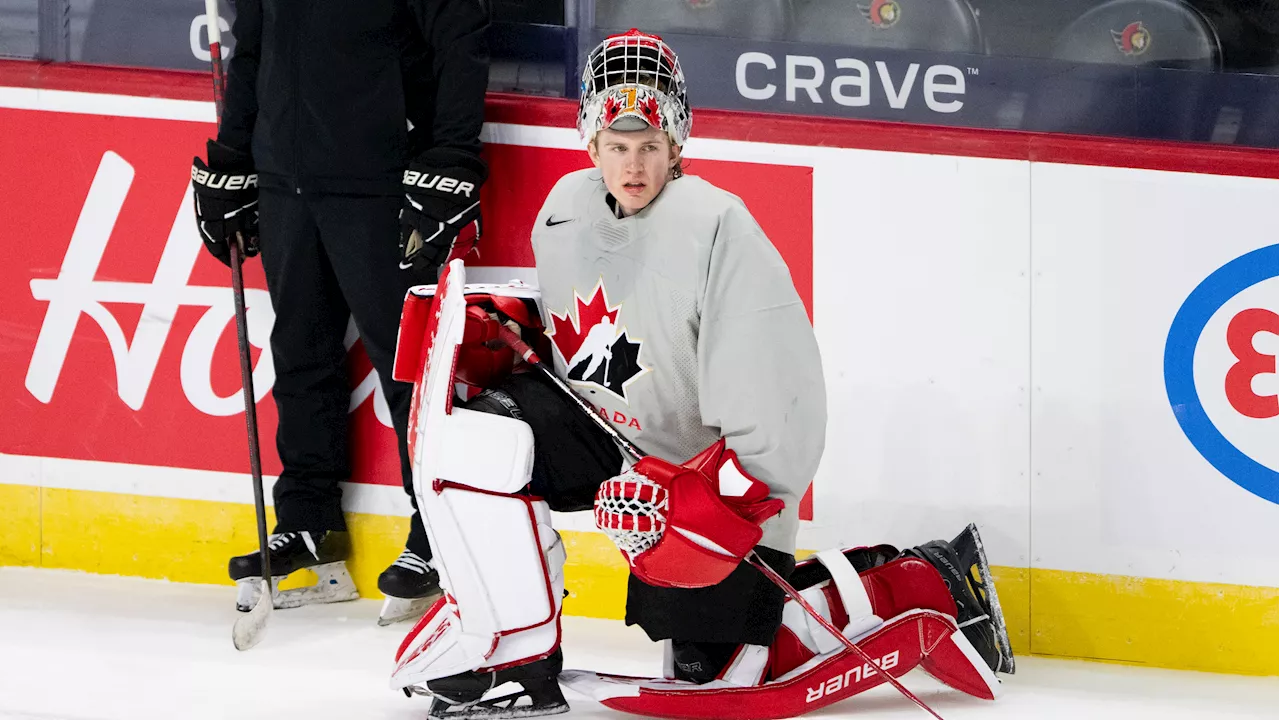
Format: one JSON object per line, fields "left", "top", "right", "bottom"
{"left": 547, "top": 280, "right": 648, "bottom": 403}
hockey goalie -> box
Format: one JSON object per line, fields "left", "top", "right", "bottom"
{"left": 385, "top": 29, "right": 1015, "bottom": 720}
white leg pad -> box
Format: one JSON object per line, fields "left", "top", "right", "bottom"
{"left": 391, "top": 413, "right": 564, "bottom": 688}
{"left": 390, "top": 261, "right": 564, "bottom": 690}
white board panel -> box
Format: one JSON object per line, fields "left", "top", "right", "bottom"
{"left": 803, "top": 150, "right": 1032, "bottom": 568}
{"left": 1030, "top": 162, "right": 1278, "bottom": 586}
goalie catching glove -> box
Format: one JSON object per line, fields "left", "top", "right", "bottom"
{"left": 595, "top": 440, "right": 784, "bottom": 589}
{"left": 398, "top": 148, "right": 487, "bottom": 272}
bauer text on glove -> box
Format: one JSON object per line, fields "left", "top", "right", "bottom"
{"left": 191, "top": 139, "right": 259, "bottom": 267}
{"left": 398, "top": 148, "right": 487, "bottom": 272}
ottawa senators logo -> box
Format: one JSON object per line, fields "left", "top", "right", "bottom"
{"left": 859, "top": 0, "right": 901, "bottom": 28}
{"left": 1112, "top": 22, "right": 1151, "bottom": 56}
{"left": 547, "top": 280, "right": 649, "bottom": 403}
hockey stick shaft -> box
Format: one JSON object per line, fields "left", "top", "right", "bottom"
{"left": 229, "top": 238, "right": 272, "bottom": 598}
{"left": 495, "top": 325, "right": 646, "bottom": 461}
{"left": 228, "top": 243, "right": 269, "bottom": 583}
{"left": 207, "top": 0, "right": 226, "bottom": 121}
{"left": 495, "top": 325, "right": 943, "bottom": 718}
{"left": 205, "top": 0, "right": 273, "bottom": 649}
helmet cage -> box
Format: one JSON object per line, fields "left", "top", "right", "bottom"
{"left": 577, "top": 30, "right": 692, "bottom": 146}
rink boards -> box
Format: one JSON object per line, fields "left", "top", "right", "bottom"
{"left": 0, "top": 62, "right": 1275, "bottom": 676}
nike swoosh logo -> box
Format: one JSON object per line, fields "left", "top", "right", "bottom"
{"left": 545, "top": 216, "right": 575, "bottom": 227}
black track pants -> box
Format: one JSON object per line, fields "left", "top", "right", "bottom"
{"left": 257, "top": 188, "right": 431, "bottom": 556}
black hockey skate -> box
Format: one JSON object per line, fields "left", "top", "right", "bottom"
{"left": 228, "top": 530, "right": 358, "bottom": 611}
{"left": 405, "top": 649, "right": 569, "bottom": 719}
{"left": 905, "top": 523, "right": 1016, "bottom": 674}
{"left": 377, "top": 549, "right": 444, "bottom": 626}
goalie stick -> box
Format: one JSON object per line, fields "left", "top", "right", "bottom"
{"left": 492, "top": 324, "right": 946, "bottom": 720}
{"left": 203, "top": 0, "right": 274, "bottom": 651}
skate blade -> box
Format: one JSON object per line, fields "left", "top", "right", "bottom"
{"left": 425, "top": 682, "right": 569, "bottom": 720}
{"left": 378, "top": 592, "right": 442, "bottom": 626}
{"left": 235, "top": 575, "right": 283, "bottom": 612}
{"left": 273, "top": 561, "right": 360, "bottom": 610}
{"left": 232, "top": 578, "right": 273, "bottom": 650}
{"left": 960, "top": 523, "right": 1016, "bottom": 674}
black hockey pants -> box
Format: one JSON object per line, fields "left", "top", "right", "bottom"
{"left": 257, "top": 188, "right": 431, "bottom": 558}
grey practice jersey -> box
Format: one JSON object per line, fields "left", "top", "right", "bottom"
{"left": 530, "top": 169, "right": 827, "bottom": 553}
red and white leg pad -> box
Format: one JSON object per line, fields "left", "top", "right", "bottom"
{"left": 389, "top": 261, "right": 563, "bottom": 691}
{"left": 560, "top": 548, "right": 1001, "bottom": 719}
{"left": 561, "top": 610, "right": 997, "bottom": 720}
{"left": 769, "top": 551, "right": 955, "bottom": 676}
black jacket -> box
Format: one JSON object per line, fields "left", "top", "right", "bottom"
{"left": 217, "top": 0, "right": 489, "bottom": 195}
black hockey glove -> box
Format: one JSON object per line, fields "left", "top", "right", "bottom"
{"left": 398, "top": 148, "right": 487, "bottom": 273}
{"left": 191, "top": 139, "right": 260, "bottom": 267}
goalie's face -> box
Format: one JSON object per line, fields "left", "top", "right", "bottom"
{"left": 589, "top": 126, "right": 682, "bottom": 217}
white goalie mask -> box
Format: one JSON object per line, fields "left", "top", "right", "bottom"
{"left": 577, "top": 29, "right": 692, "bottom": 147}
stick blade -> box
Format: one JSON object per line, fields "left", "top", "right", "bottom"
{"left": 232, "top": 579, "right": 273, "bottom": 650}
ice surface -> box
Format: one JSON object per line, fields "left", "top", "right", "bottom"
{"left": 0, "top": 568, "right": 1273, "bottom": 720}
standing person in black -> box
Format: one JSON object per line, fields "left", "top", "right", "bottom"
{"left": 189, "top": 0, "right": 488, "bottom": 625}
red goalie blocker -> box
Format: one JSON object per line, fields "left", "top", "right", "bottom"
{"left": 392, "top": 282, "right": 549, "bottom": 394}
{"left": 392, "top": 279, "right": 548, "bottom": 463}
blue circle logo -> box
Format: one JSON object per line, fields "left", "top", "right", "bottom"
{"left": 1164, "top": 244, "right": 1278, "bottom": 504}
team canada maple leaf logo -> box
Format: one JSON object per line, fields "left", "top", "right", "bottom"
{"left": 638, "top": 95, "right": 663, "bottom": 128}
{"left": 602, "top": 94, "right": 623, "bottom": 126}
{"left": 547, "top": 280, "right": 648, "bottom": 403}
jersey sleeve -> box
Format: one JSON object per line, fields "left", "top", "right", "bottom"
{"left": 696, "top": 204, "right": 827, "bottom": 518}
{"left": 406, "top": 0, "right": 491, "bottom": 156}
{"left": 216, "top": 0, "right": 261, "bottom": 154}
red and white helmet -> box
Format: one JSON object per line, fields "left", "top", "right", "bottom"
{"left": 577, "top": 29, "right": 692, "bottom": 147}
